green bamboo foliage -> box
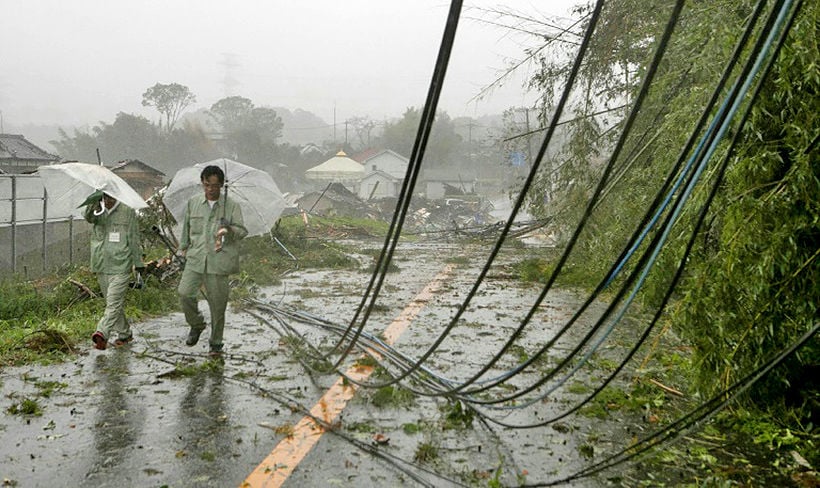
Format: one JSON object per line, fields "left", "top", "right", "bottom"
{"left": 673, "top": 2, "right": 818, "bottom": 407}
{"left": 519, "top": 0, "right": 818, "bottom": 415}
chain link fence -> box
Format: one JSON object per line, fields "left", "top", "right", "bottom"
{"left": 0, "top": 174, "right": 91, "bottom": 281}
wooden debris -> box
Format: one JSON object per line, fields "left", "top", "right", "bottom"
{"left": 649, "top": 378, "right": 684, "bottom": 397}
{"left": 67, "top": 278, "right": 97, "bottom": 298}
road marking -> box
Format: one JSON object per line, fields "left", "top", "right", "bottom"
{"left": 242, "top": 264, "right": 454, "bottom": 488}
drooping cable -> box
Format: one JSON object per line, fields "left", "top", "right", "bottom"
{"left": 460, "top": 0, "right": 799, "bottom": 423}
{"left": 329, "top": 0, "right": 463, "bottom": 367}
{"left": 335, "top": 0, "right": 608, "bottom": 392}
{"left": 438, "top": 0, "right": 688, "bottom": 398}
{"left": 238, "top": 0, "right": 811, "bottom": 482}
{"left": 480, "top": 0, "right": 791, "bottom": 405}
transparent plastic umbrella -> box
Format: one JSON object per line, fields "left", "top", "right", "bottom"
{"left": 162, "top": 158, "right": 286, "bottom": 237}
{"left": 38, "top": 162, "right": 149, "bottom": 217}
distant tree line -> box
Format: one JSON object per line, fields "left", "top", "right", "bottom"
{"left": 51, "top": 82, "right": 515, "bottom": 192}
{"left": 51, "top": 84, "right": 297, "bottom": 182}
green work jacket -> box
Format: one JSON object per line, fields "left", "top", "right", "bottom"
{"left": 83, "top": 202, "right": 142, "bottom": 274}
{"left": 179, "top": 194, "right": 248, "bottom": 275}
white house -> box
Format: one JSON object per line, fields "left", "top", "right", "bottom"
{"left": 360, "top": 149, "right": 408, "bottom": 179}
{"left": 358, "top": 170, "right": 402, "bottom": 200}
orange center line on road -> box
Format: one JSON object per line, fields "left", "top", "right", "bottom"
{"left": 242, "top": 264, "right": 454, "bottom": 488}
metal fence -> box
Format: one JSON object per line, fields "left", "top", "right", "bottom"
{"left": 0, "top": 174, "right": 91, "bottom": 280}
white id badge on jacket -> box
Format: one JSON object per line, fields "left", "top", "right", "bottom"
{"left": 108, "top": 232, "right": 121, "bottom": 243}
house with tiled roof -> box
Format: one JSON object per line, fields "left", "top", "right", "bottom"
{"left": 350, "top": 147, "right": 381, "bottom": 163}
{"left": 108, "top": 159, "right": 167, "bottom": 200}
{"left": 0, "top": 134, "right": 60, "bottom": 174}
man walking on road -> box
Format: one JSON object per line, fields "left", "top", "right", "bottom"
{"left": 84, "top": 192, "right": 143, "bottom": 350}
{"left": 177, "top": 165, "right": 247, "bottom": 355}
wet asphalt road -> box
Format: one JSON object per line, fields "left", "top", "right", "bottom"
{"left": 0, "top": 240, "right": 630, "bottom": 487}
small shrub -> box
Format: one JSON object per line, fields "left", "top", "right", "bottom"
{"left": 370, "top": 385, "right": 415, "bottom": 409}
{"left": 414, "top": 441, "right": 439, "bottom": 463}
{"left": 7, "top": 398, "right": 42, "bottom": 416}
{"left": 441, "top": 400, "right": 474, "bottom": 430}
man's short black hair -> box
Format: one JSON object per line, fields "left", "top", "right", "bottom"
{"left": 201, "top": 165, "right": 225, "bottom": 184}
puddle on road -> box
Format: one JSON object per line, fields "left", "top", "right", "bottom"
{"left": 1, "top": 240, "right": 686, "bottom": 487}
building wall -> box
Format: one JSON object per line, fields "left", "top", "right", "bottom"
{"left": 358, "top": 173, "right": 398, "bottom": 200}
{"left": 365, "top": 152, "right": 408, "bottom": 179}
{"left": 114, "top": 172, "right": 164, "bottom": 200}
{"left": 425, "top": 181, "right": 446, "bottom": 200}
{"left": 305, "top": 175, "right": 360, "bottom": 194}
{"left": 424, "top": 180, "right": 475, "bottom": 199}
{"left": 0, "top": 158, "right": 59, "bottom": 174}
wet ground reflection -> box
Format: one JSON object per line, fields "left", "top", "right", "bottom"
{"left": 87, "top": 350, "right": 145, "bottom": 484}
{"left": 174, "top": 360, "right": 234, "bottom": 486}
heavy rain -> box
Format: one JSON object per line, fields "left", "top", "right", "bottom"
{"left": 1, "top": 1, "right": 817, "bottom": 488}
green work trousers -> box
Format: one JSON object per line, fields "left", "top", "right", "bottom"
{"left": 178, "top": 269, "right": 230, "bottom": 348}
{"left": 96, "top": 272, "right": 132, "bottom": 341}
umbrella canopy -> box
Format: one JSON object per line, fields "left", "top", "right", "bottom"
{"left": 163, "top": 158, "right": 286, "bottom": 237}
{"left": 38, "top": 162, "right": 149, "bottom": 217}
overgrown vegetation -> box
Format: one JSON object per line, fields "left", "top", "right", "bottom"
{"left": 0, "top": 266, "right": 178, "bottom": 365}
{"left": 503, "top": 0, "right": 818, "bottom": 483}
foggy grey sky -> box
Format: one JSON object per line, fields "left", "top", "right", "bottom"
{"left": 1, "top": 1, "right": 579, "bottom": 128}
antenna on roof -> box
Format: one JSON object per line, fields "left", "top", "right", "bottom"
{"left": 96, "top": 148, "right": 102, "bottom": 166}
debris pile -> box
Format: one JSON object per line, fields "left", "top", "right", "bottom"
{"left": 295, "top": 184, "right": 496, "bottom": 235}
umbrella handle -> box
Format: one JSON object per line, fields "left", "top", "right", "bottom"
{"left": 215, "top": 218, "right": 229, "bottom": 252}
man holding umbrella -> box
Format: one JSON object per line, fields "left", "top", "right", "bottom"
{"left": 177, "top": 165, "right": 248, "bottom": 355}
{"left": 84, "top": 191, "right": 143, "bottom": 350}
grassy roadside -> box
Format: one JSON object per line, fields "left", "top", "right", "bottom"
{"left": 0, "top": 215, "right": 383, "bottom": 367}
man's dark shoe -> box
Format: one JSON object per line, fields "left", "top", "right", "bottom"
{"left": 114, "top": 334, "right": 134, "bottom": 347}
{"left": 91, "top": 331, "right": 107, "bottom": 351}
{"left": 208, "top": 344, "right": 223, "bottom": 357}
{"left": 186, "top": 327, "right": 204, "bottom": 346}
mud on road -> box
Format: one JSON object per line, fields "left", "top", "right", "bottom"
{"left": 1, "top": 239, "right": 678, "bottom": 487}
